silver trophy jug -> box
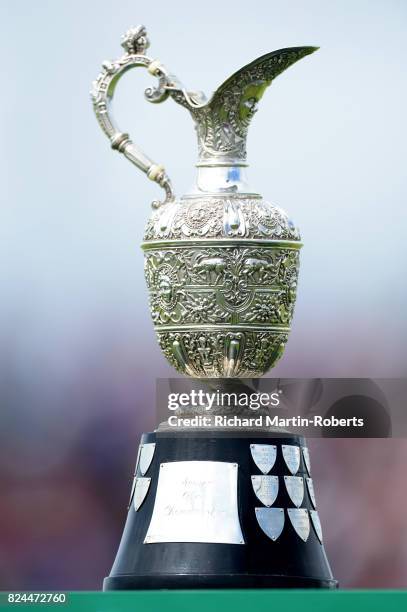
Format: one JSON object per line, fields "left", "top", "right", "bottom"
{"left": 91, "top": 25, "right": 336, "bottom": 590}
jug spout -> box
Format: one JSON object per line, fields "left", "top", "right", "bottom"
{"left": 169, "top": 46, "right": 318, "bottom": 167}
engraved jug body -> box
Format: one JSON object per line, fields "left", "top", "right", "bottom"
{"left": 92, "top": 26, "right": 317, "bottom": 377}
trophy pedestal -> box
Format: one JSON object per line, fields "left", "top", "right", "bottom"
{"left": 104, "top": 431, "right": 337, "bottom": 590}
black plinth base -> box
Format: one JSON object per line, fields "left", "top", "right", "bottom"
{"left": 104, "top": 431, "right": 337, "bottom": 590}
{"left": 104, "top": 574, "right": 336, "bottom": 590}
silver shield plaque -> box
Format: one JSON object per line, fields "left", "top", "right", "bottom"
{"left": 284, "top": 475, "right": 304, "bottom": 508}
{"left": 134, "top": 443, "right": 142, "bottom": 474}
{"left": 282, "top": 445, "right": 300, "bottom": 475}
{"left": 250, "top": 444, "right": 277, "bottom": 474}
{"left": 306, "top": 477, "right": 316, "bottom": 509}
{"left": 144, "top": 461, "right": 244, "bottom": 544}
{"left": 139, "top": 443, "right": 156, "bottom": 476}
{"left": 302, "top": 446, "right": 311, "bottom": 475}
{"left": 310, "top": 510, "right": 323, "bottom": 543}
{"left": 255, "top": 507, "right": 285, "bottom": 541}
{"left": 288, "top": 508, "right": 310, "bottom": 542}
{"left": 251, "top": 475, "right": 279, "bottom": 507}
{"left": 129, "top": 443, "right": 144, "bottom": 505}
{"left": 128, "top": 477, "right": 137, "bottom": 507}
{"left": 134, "top": 477, "right": 151, "bottom": 511}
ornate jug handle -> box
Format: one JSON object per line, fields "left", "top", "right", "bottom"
{"left": 91, "top": 26, "right": 176, "bottom": 208}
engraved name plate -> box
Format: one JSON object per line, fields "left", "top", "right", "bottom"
{"left": 310, "top": 510, "right": 323, "bottom": 543}
{"left": 288, "top": 508, "right": 310, "bottom": 542}
{"left": 255, "top": 507, "right": 285, "bottom": 541}
{"left": 139, "top": 443, "right": 156, "bottom": 476}
{"left": 282, "top": 444, "right": 300, "bottom": 475}
{"left": 251, "top": 475, "right": 279, "bottom": 507}
{"left": 144, "top": 461, "right": 244, "bottom": 544}
{"left": 250, "top": 444, "right": 277, "bottom": 474}
{"left": 134, "top": 477, "right": 151, "bottom": 511}
{"left": 302, "top": 446, "right": 311, "bottom": 475}
{"left": 284, "top": 475, "right": 304, "bottom": 508}
{"left": 306, "top": 477, "right": 316, "bottom": 509}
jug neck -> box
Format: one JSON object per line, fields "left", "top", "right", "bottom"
{"left": 187, "top": 163, "right": 260, "bottom": 197}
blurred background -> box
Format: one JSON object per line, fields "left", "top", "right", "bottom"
{"left": 1, "top": 0, "right": 407, "bottom": 590}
